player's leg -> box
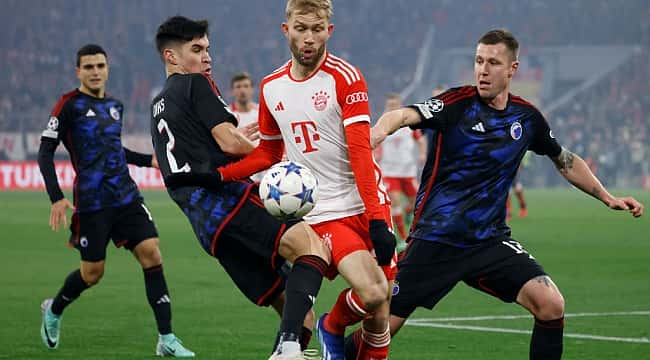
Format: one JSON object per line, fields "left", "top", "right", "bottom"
{"left": 514, "top": 181, "right": 528, "bottom": 218}
{"left": 41, "top": 210, "right": 110, "bottom": 349}
{"left": 274, "top": 221, "right": 330, "bottom": 356}
{"left": 269, "top": 292, "right": 317, "bottom": 353}
{"left": 517, "top": 276, "right": 565, "bottom": 360}
{"left": 316, "top": 249, "right": 388, "bottom": 360}
{"left": 387, "top": 180, "right": 408, "bottom": 240}
{"left": 463, "top": 237, "right": 563, "bottom": 360}
{"left": 115, "top": 201, "right": 194, "bottom": 358}
{"left": 345, "top": 239, "right": 461, "bottom": 358}
{"left": 402, "top": 177, "right": 419, "bottom": 241}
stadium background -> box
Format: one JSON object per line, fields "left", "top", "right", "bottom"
{"left": 0, "top": 1, "right": 648, "bottom": 359}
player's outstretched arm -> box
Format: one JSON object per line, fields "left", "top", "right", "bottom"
{"left": 371, "top": 107, "right": 422, "bottom": 149}
{"left": 551, "top": 147, "right": 644, "bottom": 217}
{"left": 211, "top": 122, "right": 256, "bottom": 156}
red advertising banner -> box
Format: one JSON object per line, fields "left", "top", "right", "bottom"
{"left": 0, "top": 161, "right": 165, "bottom": 190}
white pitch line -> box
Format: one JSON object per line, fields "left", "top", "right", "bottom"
{"left": 406, "top": 323, "right": 650, "bottom": 344}
{"left": 408, "top": 310, "right": 650, "bottom": 323}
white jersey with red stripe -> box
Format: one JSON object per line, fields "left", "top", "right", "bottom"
{"left": 230, "top": 102, "right": 260, "bottom": 143}
{"left": 379, "top": 127, "right": 422, "bottom": 177}
{"left": 258, "top": 53, "right": 388, "bottom": 224}
{"left": 230, "top": 102, "right": 265, "bottom": 182}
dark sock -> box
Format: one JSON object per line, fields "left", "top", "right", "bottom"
{"left": 530, "top": 317, "right": 564, "bottom": 360}
{"left": 344, "top": 328, "right": 362, "bottom": 360}
{"left": 299, "top": 326, "right": 312, "bottom": 351}
{"left": 279, "top": 255, "right": 327, "bottom": 335}
{"left": 51, "top": 269, "right": 90, "bottom": 316}
{"left": 144, "top": 264, "right": 172, "bottom": 335}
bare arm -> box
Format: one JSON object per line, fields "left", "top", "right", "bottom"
{"left": 211, "top": 122, "right": 256, "bottom": 156}
{"left": 416, "top": 134, "right": 428, "bottom": 165}
{"left": 551, "top": 147, "right": 643, "bottom": 217}
{"left": 370, "top": 108, "right": 423, "bottom": 149}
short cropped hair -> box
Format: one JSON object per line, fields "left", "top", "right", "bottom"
{"left": 285, "top": 0, "right": 333, "bottom": 20}
{"left": 231, "top": 72, "right": 253, "bottom": 88}
{"left": 155, "top": 16, "right": 209, "bottom": 57}
{"left": 478, "top": 29, "right": 519, "bottom": 61}
{"left": 76, "top": 44, "right": 107, "bottom": 67}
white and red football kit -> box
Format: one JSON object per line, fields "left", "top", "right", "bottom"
{"left": 220, "top": 52, "right": 395, "bottom": 279}
{"left": 230, "top": 102, "right": 264, "bottom": 182}
{"left": 378, "top": 127, "right": 422, "bottom": 197}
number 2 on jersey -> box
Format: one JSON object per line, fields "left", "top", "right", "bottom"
{"left": 157, "top": 118, "right": 191, "bottom": 173}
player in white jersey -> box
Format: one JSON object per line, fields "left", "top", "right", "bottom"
{"left": 217, "top": 1, "right": 396, "bottom": 359}
{"left": 230, "top": 72, "right": 264, "bottom": 182}
{"left": 376, "top": 93, "right": 427, "bottom": 241}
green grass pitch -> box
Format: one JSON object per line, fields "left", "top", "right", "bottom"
{"left": 1, "top": 189, "right": 648, "bottom": 359}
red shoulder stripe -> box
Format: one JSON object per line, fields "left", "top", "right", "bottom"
{"left": 511, "top": 96, "right": 535, "bottom": 108}
{"left": 202, "top": 74, "right": 222, "bottom": 97}
{"left": 440, "top": 86, "right": 476, "bottom": 106}
{"left": 51, "top": 90, "right": 78, "bottom": 116}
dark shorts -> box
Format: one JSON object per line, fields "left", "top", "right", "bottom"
{"left": 390, "top": 236, "right": 546, "bottom": 318}
{"left": 183, "top": 186, "right": 294, "bottom": 307}
{"left": 69, "top": 200, "right": 158, "bottom": 262}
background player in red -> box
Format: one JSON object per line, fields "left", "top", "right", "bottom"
{"left": 230, "top": 72, "right": 264, "bottom": 181}
{"left": 38, "top": 44, "right": 194, "bottom": 357}
{"left": 214, "top": 1, "right": 397, "bottom": 359}
{"left": 375, "top": 93, "right": 427, "bottom": 241}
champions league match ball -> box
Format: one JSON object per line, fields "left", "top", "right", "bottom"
{"left": 259, "top": 161, "right": 319, "bottom": 221}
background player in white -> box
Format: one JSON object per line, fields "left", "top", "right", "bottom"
{"left": 230, "top": 72, "right": 264, "bottom": 181}
{"left": 375, "top": 93, "right": 427, "bottom": 242}
{"left": 216, "top": 1, "right": 396, "bottom": 359}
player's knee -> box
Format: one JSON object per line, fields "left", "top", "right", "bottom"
{"left": 357, "top": 280, "right": 389, "bottom": 311}
{"left": 81, "top": 265, "right": 104, "bottom": 285}
{"left": 134, "top": 238, "right": 162, "bottom": 267}
{"left": 534, "top": 292, "right": 565, "bottom": 320}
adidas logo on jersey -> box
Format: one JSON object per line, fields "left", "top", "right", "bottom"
{"left": 86, "top": 109, "right": 96, "bottom": 117}
{"left": 156, "top": 294, "right": 171, "bottom": 304}
{"left": 274, "top": 101, "right": 285, "bottom": 111}
{"left": 472, "top": 122, "right": 485, "bottom": 132}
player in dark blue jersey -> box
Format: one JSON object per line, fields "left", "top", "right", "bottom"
{"left": 151, "top": 16, "right": 331, "bottom": 359}
{"left": 37, "top": 44, "right": 194, "bottom": 357}
{"left": 345, "top": 29, "right": 644, "bottom": 360}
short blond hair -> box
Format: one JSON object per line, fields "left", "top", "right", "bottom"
{"left": 285, "top": 0, "right": 333, "bottom": 20}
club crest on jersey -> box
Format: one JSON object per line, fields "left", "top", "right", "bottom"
{"left": 510, "top": 122, "right": 522, "bottom": 140}
{"left": 109, "top": 106, "right": 120, "bottom": 121}
{"left": 392, "top": 281, "right": 400, "bottom": 296}
{"left": 312, "top": 90, "right": 330, "bottom": 111}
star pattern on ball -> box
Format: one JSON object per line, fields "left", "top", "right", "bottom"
{"left": 280, "top": 162, "right": 303, "bottom": 176}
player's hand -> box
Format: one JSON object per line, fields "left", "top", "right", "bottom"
{"left": 164, "top": 172, "right": 223, "bottom": 189}
{"left": 50, "top": 198, "right": 75, "bottom": 232}
{"left": 370, "top": 126, "right": 387, "bottom": 149}
{"left": 606, "top": 196, "right": 644, "bottom": 218}
{"left": 240, "top": 122, "right": 260, "bottom": 142}
{"left": 369, "top": 219, "right": 397, "bottom": 266}
{"left": 151, "top": 153, "right": 159, "bottom": 169}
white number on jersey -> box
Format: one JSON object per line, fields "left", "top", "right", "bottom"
{"left": 157, "top": 118, "right": 191, "bottom": 173}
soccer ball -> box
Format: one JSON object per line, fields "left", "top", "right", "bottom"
{"left": 259, "top": 161, "right": 319, "bottom": 221}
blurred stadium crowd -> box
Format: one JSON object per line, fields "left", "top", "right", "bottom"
{"left": 1, "top": 0, "right": 648, "bottom": 186}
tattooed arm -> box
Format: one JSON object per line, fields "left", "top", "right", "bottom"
{"left": 551, "top": 147, "right": 644, "bottom": 217}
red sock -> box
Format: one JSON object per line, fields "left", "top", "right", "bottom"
{"left": 324, "top": 289, "right": 367, "bottom": 336}
{"left": 393, "top": 214, "right": 407, "bottom": 239}
{"left": 506, "top": 195, "right": 512, "bottom": 219}
{"left": 357, "top": 325, "right": 390, "bottom": 360}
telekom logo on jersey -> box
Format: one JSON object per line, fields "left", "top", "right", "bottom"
{"left": 291, "top": 121, "right": 320, "bottom": 153}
